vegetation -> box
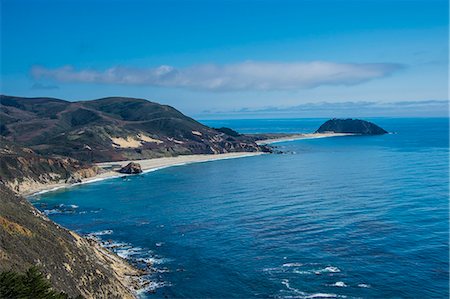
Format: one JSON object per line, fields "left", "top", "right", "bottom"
{"left": 0, "top": 267, "right": 82, "bottom": 299}
{"left": 0, "top": 184, "right": 137, "bottom": 298}
{"left": 214, "top": 127, "right": 241, "bottom": 137}
{"left": 0, "top": 95, "right": 268, "bottom": 162}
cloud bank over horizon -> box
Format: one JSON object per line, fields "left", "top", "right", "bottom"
{"left": 196, "top": 100, "right": 449, "bottom": 118}
{"left": 31, "top": 61, "right": 404, "bottom": 91}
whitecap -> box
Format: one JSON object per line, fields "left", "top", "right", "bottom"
{"left": 293, "top": 269, "right": 312, "bottom": 275}
{"left": 323, "top": 266, "right": 341, "bottom": 273}
{"left": 89, "top": 229, "right": 113, "bottom": 236}
{"left": 58, "top": 203, "right": 78, "bottom": 208}
{"left": 281, "top": 279, "right": 306, "bottom": 295}
{"left": 135, "top": 280, "right": 171, "bottom": 296}
{"left": 43, "top": 209, "right": 62, "bottom": 215}
{"left": 292, "top": 266, "right": 341, "bottom": 275}
{"left": 305, "top": 293, "right": 342, "bottom": 298}
{"left": 263, "top": 267, "right": 282, "bottom": 273}
{"left": 329, "top": 281, "right": 347, "bottom": 287}
{"left": 136, "top": 256, "right": 172, "bottom": 265}
{"left": 358, "top": 283, "right": 371, "bottom": 288}
{"left": 115, "top": 246, "right": 143, "bottom": 259}
{"left": 283, "top": 263, "right": 303, "bottom": 267}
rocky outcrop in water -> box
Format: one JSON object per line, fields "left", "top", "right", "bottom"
{"left": 315, "top": 118, "right": 388, "bottom": 135}
{"left": 118, "top": 162, "right": 143, "bottom": 174}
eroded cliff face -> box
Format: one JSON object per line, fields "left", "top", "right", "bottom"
{"left": 0, "top": 184, "right": 140, "bottom": 298}
{"left": 0, "top": 140, "right": 99, "bottom": 194}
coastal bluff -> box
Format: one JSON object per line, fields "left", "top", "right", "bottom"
{"left": 0, "top": 184, "right": 141, "bottom": 298}
{"left": 316, "top": 119, "right": 388, "bottom": 135}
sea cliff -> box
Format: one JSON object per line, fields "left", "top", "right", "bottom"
{"left": 0, "top": 184, "right": 144, "bottom": 298}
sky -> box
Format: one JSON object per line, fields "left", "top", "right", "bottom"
{"left": 1, "top": 0, "right": 448, "bottom": 117}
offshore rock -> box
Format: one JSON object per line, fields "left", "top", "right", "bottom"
{"left": 315, "top": 118, "right": 388, "bottom": 135}
{"left": 118, "top": 162, "right": 142, "bottom": 174}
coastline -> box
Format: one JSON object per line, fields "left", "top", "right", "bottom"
{"left": 25, "top": 133, "right": 354, "bottom": 197}
{"left": 256, "top": 132, "right": 355, "bottom": 145}
{"left": 21, "top": 151, "right": 264, "bottom": 297}
{"left": 25, "top": 152, "right": 264, "bottom": 197}
{"left": 21, "top": 132, "right": 354, "bottom": 297}
{"left": 70, "top": 230, "right": 148, "bottom": 298}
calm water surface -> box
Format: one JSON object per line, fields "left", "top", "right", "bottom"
{"left": 31, "top": 118, "right": 449, "bottom": 298}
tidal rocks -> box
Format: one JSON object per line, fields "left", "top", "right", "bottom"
{"left": 118, "top": 162, "right": 142, "bottom": 174}
{"left": 315, "top": 118, "right": 388, "bottom": 135}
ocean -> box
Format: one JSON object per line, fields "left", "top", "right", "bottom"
{"left": 30, "top": 118, "right": 449, "bottom": 298}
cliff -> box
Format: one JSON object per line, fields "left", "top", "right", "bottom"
{"left": 0, "top": 139, "right": 99, "bottom": 194}
{"left": 0, "top": 184, "right": 142, "bottom": 298}
{"left": 315, "top": 118, "right": 388, "bottom": 135}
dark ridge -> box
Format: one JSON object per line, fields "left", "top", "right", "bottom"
{"left": 214, "top": 127, "right": 241, "bottom": 137}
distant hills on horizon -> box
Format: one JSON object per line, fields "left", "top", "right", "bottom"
{"left": 194, "top": 99, "right": 449, "bottom": 119}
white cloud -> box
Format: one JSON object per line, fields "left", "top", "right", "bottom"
{"left": 31, "top": 61, "right": 403, "bottom": 91}
{"left": 199, "top": 100, "right": 448, "bottom": 118}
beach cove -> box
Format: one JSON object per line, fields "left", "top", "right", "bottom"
{"left": 25, "top": 132, "right": 354, "bottom": 197}
{"left": 29, "top": 118, "right": 449, "bottom": 298}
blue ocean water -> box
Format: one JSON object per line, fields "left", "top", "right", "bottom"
{"left": 30, "top": 118, "right": 449, "bottom": 298}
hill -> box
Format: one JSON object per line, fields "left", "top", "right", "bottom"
{"left": 0, "top": 95, "right": 270, "bottom": 162}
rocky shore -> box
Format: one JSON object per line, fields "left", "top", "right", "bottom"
{"left": 0, "top": 184, "right": 144, "bottom": 298}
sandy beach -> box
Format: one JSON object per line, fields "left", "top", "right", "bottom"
{"left": 24, "top": 133, "right": 355, "bottom": 197}
{"left": 26, "top": 152, "right": 264, "bottom": 197}
{"left": 256, "top": 132, "right": 355, "bottom": 145}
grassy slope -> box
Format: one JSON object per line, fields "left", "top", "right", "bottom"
{"left": 1, "top": 95, "right": 269, "bottom": 162}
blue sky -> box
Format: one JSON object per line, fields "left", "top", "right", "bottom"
{"left": 1, "top": 0, "right": 448, "bottom": 117}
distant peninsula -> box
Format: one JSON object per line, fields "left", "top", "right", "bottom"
{"left": 315, "top": 118, "right": 388, "bottom": 135}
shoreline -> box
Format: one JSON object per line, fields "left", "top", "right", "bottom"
{"left": 23, "top": 151, "right": 265, "bottom": 296}
{"left": 26, "top": 133, "right": 353, "bottom": 197}
{"left": 26, "top": 152, "right": 264, "bottom": 197}
{"left": 22, "top": 132, "right": 353, "bottom": 297}
{"left": 256, "top": 132, "right": 355, "bottom": 145}
{"left": 71, "top": 230, "right": 149, "bottom": 298}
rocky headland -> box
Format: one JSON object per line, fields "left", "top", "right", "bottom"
{"left": 315, "top": 118, "right": 388, "bottom": 135}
